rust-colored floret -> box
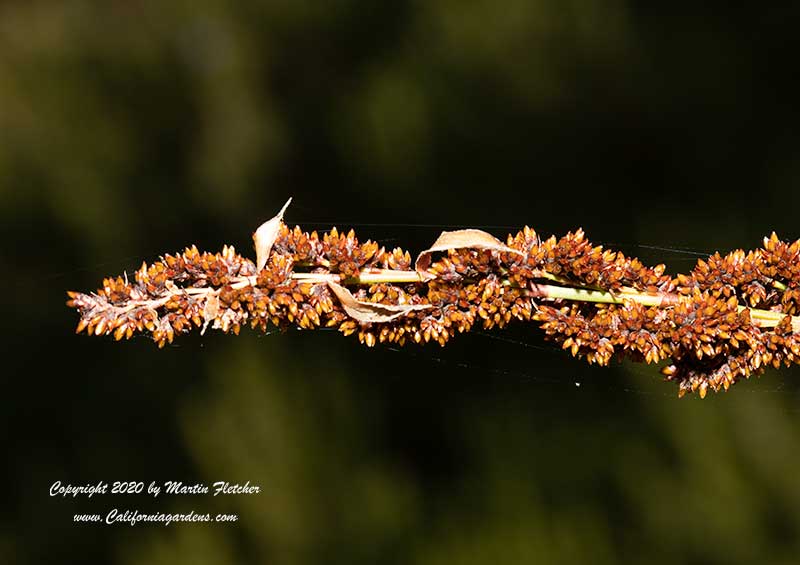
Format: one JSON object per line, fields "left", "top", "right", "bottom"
{"left": 66, "top": 204, "right": 800, "bottom": 397}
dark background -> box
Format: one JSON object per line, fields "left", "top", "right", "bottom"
{"left": 3, "top": 2, "right": 800, "bottom": 564}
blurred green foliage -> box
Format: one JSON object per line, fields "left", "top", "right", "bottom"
{"left": 2, "top": 2, "right": 800, "bottom": 564}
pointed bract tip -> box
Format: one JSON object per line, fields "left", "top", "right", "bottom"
{"left": 253, "top": 197, "right": 293, "bottom": 272}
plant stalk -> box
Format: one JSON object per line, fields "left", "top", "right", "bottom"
{"left": 290, "top": 269, "right": 800, "bottom": 333}
{"left": 133, "top": 268, "right": 799, "bottom": 333}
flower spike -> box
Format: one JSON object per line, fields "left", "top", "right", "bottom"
{"left": 67, "top": 201, "right": 800, "bottom": 397}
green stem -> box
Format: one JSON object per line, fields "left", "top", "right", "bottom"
{"left": 772, "top": 279, "right": 788, "bottom": 291}
{"left": 526, "top": 282, "right": 671, "bottom": 307}
{"left": 525, "top": 282, "right": 799, "bottom": 332}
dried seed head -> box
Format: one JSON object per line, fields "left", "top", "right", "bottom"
{"left": 67, "top": 213, "right": 800, "bottom": 397}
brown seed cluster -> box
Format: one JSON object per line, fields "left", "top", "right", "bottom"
{"left": 533, "top": 291, "right": 800, "bottom": 397}
{"left": 67, "top": 226, "right": 422, "bottom": 348}
{"left": 504, "top": 227, "right": 675, "bottom": 293}
{"left": 67, "top": 222, "right": 800, "bottom": 397}
{"left": 676, "top": 233, "right": 800, "bottom": 312}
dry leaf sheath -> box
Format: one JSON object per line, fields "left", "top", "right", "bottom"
{"left": 67, "top": 201, "right": 800, "bottom": 397}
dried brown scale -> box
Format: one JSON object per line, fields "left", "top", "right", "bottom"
{"left": 677, "top": 233, "right": 800, "bottom": 313}
{"left": 66, "top": 217, "right": 800, "bottom": 397}
{"left": 272, "top": 225, "right": 324, "bottom": 265}
{"left": 504, "top": 227, "right": 674, "bottom": 293}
